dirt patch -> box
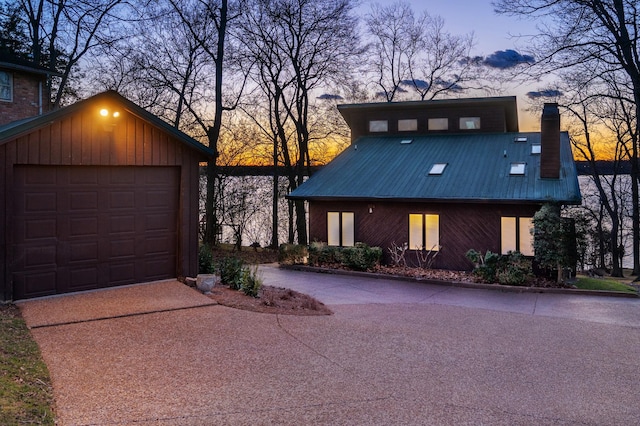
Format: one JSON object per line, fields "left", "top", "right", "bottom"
{"left": 204, "top": 285, "right": 332, "bottom": 316}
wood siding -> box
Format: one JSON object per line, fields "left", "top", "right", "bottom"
{"left": 1, "top": 106, "right": 204, "bottom": 300}
{"left": 346, "top": 105, "right": 509, "bottom": 142}
{"left": 309, "top": 200, "right": 540, "bottom": 271}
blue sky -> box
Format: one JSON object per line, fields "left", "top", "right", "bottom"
{"left": 363, "top": 0, "right": 544, "bottom": 130}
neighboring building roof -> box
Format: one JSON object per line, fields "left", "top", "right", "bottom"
{"left": 288, "top": 132, "right": 581, "bottom": 204}
{"left": 0, "top": 55, "right": 62, "bottom": 76}
{"left": 0, "top": 90, "right": 215, "bottom": 159}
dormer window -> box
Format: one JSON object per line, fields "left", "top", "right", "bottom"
{"left": 428, "top": 118, "right": 448, "bottom": 131}
{"left": 460, "top": 117, "right": 481, "bottom": 130}
{"left": 0, "top": 71, "right": 12, "bottom": 101}
{"left": 510, "top": 162, "right": 526, "bottom": 175}
{"left": 369, "top": 120, "right": 388, "bottom": 132}
{"left": 429, "top": 163, "right": 447, "bottom": 175}
{"left": 398, "top": 119, "right": 418, "bottom": 131}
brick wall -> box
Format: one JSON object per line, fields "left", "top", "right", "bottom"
{"left": 0, "top": 72, "right": 49, "bottom": 125}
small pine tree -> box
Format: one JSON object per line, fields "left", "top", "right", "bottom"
{"left": 533, "top": 204, "right": 572, "bottom": 283}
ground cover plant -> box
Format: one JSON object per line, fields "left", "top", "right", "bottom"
{"left": 0, "top": 304, "right": 55, "bottom": 425}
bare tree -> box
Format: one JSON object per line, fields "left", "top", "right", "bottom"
{"left": 365, "top": 0, "right": 479, "bottom": 102}
{"left": 237, "top": 0, "right": 361, "bottom": 245}
{"left": 12, "top": 0, "right": 127, "bottom": 107}
{"left": 494, "top": 0, "right": 640, "bottom": 277}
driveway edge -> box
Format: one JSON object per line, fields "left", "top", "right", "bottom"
{"left": 279, "top": 264, "right": 639, "bottom": 298}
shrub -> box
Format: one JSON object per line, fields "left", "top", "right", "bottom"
{"left": 341, "top": 243, "right": 382, "bottom": 271}
{"left": 278, "top": 244, "right": 308, "bottom": 265}
{"left": 219, "top": 256, "right": 245, "bottom": 290}
{"left": 198, "top": 245, "right": 215, "bottom": 274}
{"left": 241, "top": 266, "right": 262, "bottom": 298}
{"left": 466, "top": 249, "right": 532, "bottom": 286}
{"left": 308, "top": 242, "right": 342, "bottom": 266}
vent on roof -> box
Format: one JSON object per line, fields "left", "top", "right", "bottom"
{"left": 531, "top": 144, "right": 541, "bottom": 154}
{"left": 510, "top": 162, "right": 526, "bottom": 175}
{"left": 429, "top": 163, "right": 447, "bottom": 175}
{"left": 400, "top": 139, "right": 413, "bottom": 144}
{"left": 515, "top": 137, "right": 528, "bottom": 142}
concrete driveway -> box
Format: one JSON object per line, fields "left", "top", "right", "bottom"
{"left": 18, "top": 267, "right": 640, "bottom": 425}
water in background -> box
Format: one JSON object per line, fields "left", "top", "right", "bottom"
{"left": 202, "top": 175, "right": 634, "bottom": 269}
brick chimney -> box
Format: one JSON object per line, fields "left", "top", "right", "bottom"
{"left": 540, "top": 103, "right": 561, "bottom": 179}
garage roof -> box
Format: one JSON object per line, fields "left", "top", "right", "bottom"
{"left": 0, "top": 90, "right": 215, "bottom": 159}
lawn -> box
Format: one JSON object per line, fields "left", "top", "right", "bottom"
{"left": 0, "top": 304, "right": 55, "bottom": 425}
{"left": 573, "top": 276, "right": 638, "bottom": 294}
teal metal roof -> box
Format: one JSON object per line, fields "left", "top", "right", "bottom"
{"left": 288, "top": 132, "right": 582, "bottom": 204}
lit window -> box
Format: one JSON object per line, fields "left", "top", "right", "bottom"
{"left": 328, "top": 212, "right": 354, "bottom": 247}
{"left": 501, "top": 216, "right": 534, "bottom": 255}
{"left": 531, "top": 144, "right": 541, "bottom": 154}
{"left": 409, "top": 213, "right": 440, "bottom": 251}
{"left": 510, "top": 162, "right": 526, "bottom": 175}
{"left": 369, "top": 120, "right": 388, "bottom": 132}
{"left": 460, "top": 117, "right": 481, "bottom": 130}
{"left": 0, "top": 71, "right": 12, "bottom": 101}
{"left": 398, "top": 119, "right": 418, "bottom": 131}
{"left": 428, "top": 118, "right": 448, "bottom": 131}
{"left": 429, "top": 163, "right": 447, "bottom": 175}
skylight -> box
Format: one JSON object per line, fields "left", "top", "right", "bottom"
{"left": 531, "top": 144, "right": 541, "bottom": 154}
{"left": 510, "top": 162, "right": 526, "bottom": 175}
{"left": 400, "top": 139, "right": 413, "bottom": 144}
{"left": 515, "top": 137, "right": 528, "bottom": 142}
{"left": 429, "top": 163, "right": 448, "bottom": 175}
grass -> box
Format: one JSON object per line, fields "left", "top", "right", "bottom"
{"left": 573, "top": 276, "right": 638, "bottom": 294}
{"left": 0, "top": 304, "right": 55, "bottom": 425}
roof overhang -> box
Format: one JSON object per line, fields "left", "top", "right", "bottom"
{"left": 337, "top": 96, "right": 519, "bottom": 132}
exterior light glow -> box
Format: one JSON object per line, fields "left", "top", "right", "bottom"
{"left": 100, "top": 108, "right": 109, "bottom": 117}
{"left": 112, "top": 111, "right": 120, "bottom": 118}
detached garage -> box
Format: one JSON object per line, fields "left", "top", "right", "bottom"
{"left": 0, "top": 91, "right": 214, "bottom": 300}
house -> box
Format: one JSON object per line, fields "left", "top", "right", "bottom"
{"left": 0, "top": 90, "right": 214, "bottom": 300}
{"left": 287, "top": 97, "right": 582, "bottom": 270}
{"left": 0, "top": 55, "right": 59, "bottom": 125}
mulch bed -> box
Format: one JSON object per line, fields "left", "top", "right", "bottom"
{"left": 204, "top": 284, "right": 333, "bottom": 316}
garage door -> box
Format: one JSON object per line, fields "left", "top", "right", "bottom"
{"left": 12, "top": 166, "right": 179, "bottom": 299}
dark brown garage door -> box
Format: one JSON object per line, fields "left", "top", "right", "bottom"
{"left": 12, "top": 166, "right": 179, "bottom": 299}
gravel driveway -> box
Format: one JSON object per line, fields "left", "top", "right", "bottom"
{"left": 18, "top": 271, "right": 640, "bottom": 425}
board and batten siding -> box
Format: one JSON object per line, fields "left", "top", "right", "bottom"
{"left": 1, "top": 105, "right": 204, "bottom": 300}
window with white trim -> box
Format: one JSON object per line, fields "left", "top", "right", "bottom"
{"left": 0, "top": 71, "right": 12, "bottom": 101}
{"left": 460, "top": 117, "right": 481, "bottom": 130}
{"left": 369, "top": 120, "right": 388, "bottom": 132}
{"left": 398, "top": 119, "right": 418, "bottom": 131}
{"left": 501, "top": 216, "right": 534, "bottom": 256}
{"left": 409, "top": 213, "right": 440, "bottom": 251}
{"left": 428, "top": 118, "right": 448, "bottom": 131}
{"left": 327, "top": 212, "right": 355, "bottom": 247}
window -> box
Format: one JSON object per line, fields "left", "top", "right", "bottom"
{"left": 428, "top": 163, "right": 447, "bottom": 175}
{"left": 369, "top": 120, "right": 388, "bottom": 132}
{"left": 428, "top": 118, "right": 448, "bottom": 131}
{"left": 501, "top": 216, "right": 534, "bottom": 256}
{"left": 409, "top": 213, "right": 440, "bottom": 251}
{"left": 328, "top": 212, "right": 354, "bottom": 247}
{"left": 510, "top": 162, "right": 526, "bottom": 175}
{"left": 459, "top": 117, "right": 481, "bottom": 130}
{"left": 0, "top": 71, "right": 12, "bottom": 101}
{"left": 398, "top": 119, "right": 418, "bottom": 131}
